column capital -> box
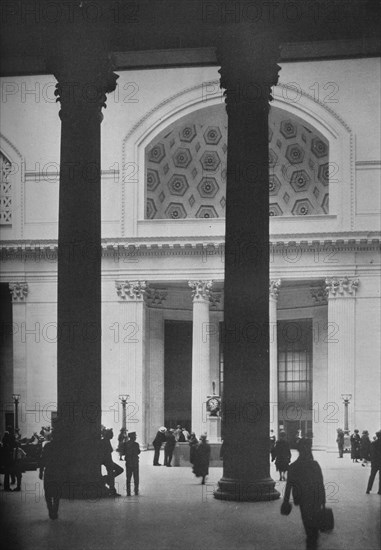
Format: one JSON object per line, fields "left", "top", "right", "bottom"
{"left": 269, "top": 279, "right": 281, "bottom": 300}
{"left": 217, "top": 27, "right": 281, "bottom": 113}
{"left": 325, "top": 277, "right": 359, "bottom": 298}
{"left": 115, "top": 281, "right": 147, "bottom": 301}
{"left": 189, "top": 280, "right": 213, "bottom": 302}
{"left": 9, "top": 282, "right": 28, "bottom": 302}
{"left": 145, "top": 286, "right": 168, "bottom": 307}
{"left": 50, "top": 48, "right": 118, "bottom": 122}
{"left": 310, "top": 284, "right": 328, "bottom": 305}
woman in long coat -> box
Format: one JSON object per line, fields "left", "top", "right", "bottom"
{"left": 274, "top": 431, "right": 291, "bottom": 481}
{"left": 192, "top": 435, "right": 210, "bottom": 484}
{"left": 350, "top": 429, "right": 361, "bottom": 462}
{"left": 360, "top": 430, "right": 371, "bottom": 466}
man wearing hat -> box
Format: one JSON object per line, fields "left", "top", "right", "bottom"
{"left": 123, "top": 432, "right": 141, "bottom": 496}
{"left": 366, "top": 430, "right": 381, "bottom": 494}
{"left": 152, "top": 426, "right": 166, "bottom": 466}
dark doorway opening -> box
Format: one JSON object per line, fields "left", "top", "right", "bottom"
{"left": 277, "top": 319, "right": 313, "bottom": 448}
{"left": 164, "top": 320, "right": 192, "bottom": 431}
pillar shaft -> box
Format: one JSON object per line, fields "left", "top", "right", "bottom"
{"left": 189, "top": 281, "right": 212, "bottom": 437}
{"left": 326, "top": 277, "right": 359, "bottom": 447}
{"left": 52, "top": 46, "right": 118, "bottom": 497}
{"left": 215, "top": 28, "right": 281, "bottom": 501}
{"left": 115, "top": 281, "right": 147, "bottom": 447}
{"left": 9, "top": 283, "right": 28, "bottom": 433}
{"left": 269, "top": 280, "right": 281, "bottom": 435}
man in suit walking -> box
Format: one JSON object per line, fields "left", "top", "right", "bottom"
{"left": 366, "top": 430, "right": 381, "bottom": 494}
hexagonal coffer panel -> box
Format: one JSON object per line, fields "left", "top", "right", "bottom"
{"left": 197, "top": 177, "right": 219, "bottom": 198}
{"left": 167, "top": 174, "right": 189, "bottom": 196}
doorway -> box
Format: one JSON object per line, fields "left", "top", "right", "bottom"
{"left": 164, "top": 320, "right": 192, "bottom": 430}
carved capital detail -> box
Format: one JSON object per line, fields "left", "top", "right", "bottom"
{"left": 189, "top": 280, "right": 213, "bottom": 301}
{"left": 269, "top": 279, "right": 281, "bottom": 300}
{"left": 145, "top": 287, "right": 168, "bottom": 307}
{"left": 217, "top": 28, "right": 281, "bottom": 112}
{"left": 325, "top": 277, "right": 359, "bottom": 298}
{"left": 115, "top": 281, "right": 147, "bottom": 301}
{"left": 9, "top": 282, "right": 28, "bottom": 302}
{"left": 51, "top": 50, "right": 119, "bottom": 122}
{"left": 310, "top": 285, "right": 328, "bottom": 305}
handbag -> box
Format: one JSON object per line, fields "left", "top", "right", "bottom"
{"left": 319, "top": 506, "right": 334, "bottom": 532}
{"left": 280, "top": 501, "right": 292, "bottom": 516}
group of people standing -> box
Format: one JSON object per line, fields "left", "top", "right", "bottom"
{"left": 1, "top": 426, "right": 27, "bottom": 492}
{"left": 152, "top": 426, "right": 211, "bottom": 484}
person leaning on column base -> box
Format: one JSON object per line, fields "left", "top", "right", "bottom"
{"left": 366, "top": 430, "right": 381, "bottom": 495}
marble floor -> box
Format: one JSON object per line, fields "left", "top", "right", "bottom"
{"left": 1, "top": 450, "right": 380, "bottom": 550}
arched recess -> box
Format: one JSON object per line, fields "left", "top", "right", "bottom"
{"left": 0, "top": 133, "right": 24, "bottom": 240}
{"left": 121, "top": 81, "right": 353, "bottom": 237}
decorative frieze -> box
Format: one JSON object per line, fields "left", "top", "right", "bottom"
{"left": 9, "top": 282, "right": 28, "bottom": 302}
{"left": 310, "top": 285, "right": 328, "bottom": 305}
{"left": 188, "top": 280, "right": 213, "bottom": 301}
{"left": 115, "top": 281, "right": 147, "bottom": 300}
{"left": 325, "top": 277, "right": 359, "bottom": 297}
{"left": 145, "top": 286, "right": 168, "bottom": 306}
{"left": 269, "top": 279, "right": 281, "bottom": 300}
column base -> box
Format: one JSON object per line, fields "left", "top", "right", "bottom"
{"left": 214, "top": 476, "right": 280, "bottom": 502}
{"left": 59, "top": 476, "right": 111, "bottom": 500}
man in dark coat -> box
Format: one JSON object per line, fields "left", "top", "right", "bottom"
{"left": 39, "top": 433, "right": 62, "bottom": 520}
{"left": 281, "top": 438, "right": 326, "bottom": 550}
{"left": 336, "top": 428, "right": 344, "bottom": 458}
{"left": 366, "top": 430, "right": 381, "bottom": 494}
{"left": 123, "top": 432, "right": 141, "bottom": 496}
{"left": 164, "top": 429, "right": 176, "bottom": 467}
{"left": 2, "top": 426, "right": 16, "bottom": 491}
{"left": 152, "top": 426, "right": 166, "bottom": 466}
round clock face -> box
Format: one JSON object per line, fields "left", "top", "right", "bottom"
{"left": 208, "top": 398, "right": 219, "bottom": 409}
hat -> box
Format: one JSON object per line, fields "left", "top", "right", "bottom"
{"left": 362, "top": 430, "right": 369, "bottom": 435}
{"left": 375, "top": 430, "right": 381, "bottom": 437}
{"left": 128, "top": 432, "right": 136, "bottom": 438}
{"left": 159, "top": 426, "right": 166, "bottom": 433}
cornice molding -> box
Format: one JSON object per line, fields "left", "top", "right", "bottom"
{"left": 1, "top": 232, "right": 380, "bottom": 261}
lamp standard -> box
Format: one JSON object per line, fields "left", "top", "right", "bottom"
{"left": 119, "top": 395, "right": 130, "bottom": 433}
{"left": 341, "top": 394, "right": 352, "bottom": 433}
{"left": 12, "top": 394, "right": 21, "bottom": 432}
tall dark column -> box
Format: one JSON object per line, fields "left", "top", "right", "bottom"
{"left": 51, "top": 46, "right": 118, "bottom": 498}
{"left": 215, "top": 28, "right": 281, "bottom": 501}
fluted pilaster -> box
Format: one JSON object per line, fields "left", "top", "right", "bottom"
{"left": 189, "top": 281, "right": 213, "bottom": 437}
{"left": 326, "top": 277, "right": 359, "bottom": 447}
{"left": 269, "top": 280, "right": 281, "bottom": 434}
